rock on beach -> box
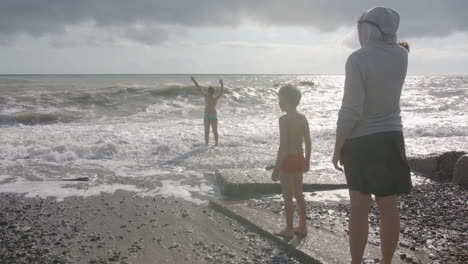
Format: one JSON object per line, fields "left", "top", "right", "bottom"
{"left": 408, "top": 151, "right": 467, "bottom": 181}
{"left": 452, "top": 154, "right": 468, "bottom": 187}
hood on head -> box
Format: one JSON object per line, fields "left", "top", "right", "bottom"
{"left": 358, "top": 6, "right": 400, "bottom": 47}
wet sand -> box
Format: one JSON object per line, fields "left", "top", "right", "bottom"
{"left": 0, "top": 190, "right": 300, "bottom": 264}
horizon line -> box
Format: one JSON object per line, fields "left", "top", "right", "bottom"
{"left": 1, "top": 73, "right": 467, "bottom": 76}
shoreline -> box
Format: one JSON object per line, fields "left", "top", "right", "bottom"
{"left": 1, "top": 180, "right": 466, "bottom": 263}
{"left": 1, "top": 161, "right": 466, "bottom": 264}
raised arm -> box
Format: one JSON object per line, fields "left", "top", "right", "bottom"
{"left": 216, "top": 79, "right": 224, "bottom": 99}
{"left": 191, "top": 76, "right": 206, "bottom": 96}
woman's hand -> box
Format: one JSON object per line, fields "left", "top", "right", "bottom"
{"left": 332, "top": 135, "right": 347, "bottom": 172}
{"left": 271, "top": 169, "right": 280, "bottom": 181}
{"left": 332, "top": 148, "right": 343, "bottom": 172}
{"left": 304, "top": 162, "right": 310, "bottom": 173}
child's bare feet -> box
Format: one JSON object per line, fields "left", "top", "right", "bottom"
{"left": 273, "top": 228, "right": 294, "bottom": 239}
{"left": 293, "top": 226, "right": 308, "bottom": 236}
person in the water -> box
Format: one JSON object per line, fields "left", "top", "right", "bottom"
{"left": 191, "top": 76, "right": 224, "bottom": 146}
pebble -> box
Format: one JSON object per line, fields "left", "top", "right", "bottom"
{"left": 399, "top": 241, "right": 410, "bottom": 248}
{"left": 169, "top": 243, "right": 180, "bottom": 249}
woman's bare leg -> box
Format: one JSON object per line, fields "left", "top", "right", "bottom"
{"left": 204, "top": 119, "right": 210, "bottom": 145}
{"left": 292, "top": 172, "right": 307, "bottom": 235}
{"left": 212, "top": 120, "right": 219, "bottom": 146}
{"left": 349, "top": 190, "right": 372, "bottom": 264}
{"left": 375, "top": 195, "right": 400, "bottom": 264}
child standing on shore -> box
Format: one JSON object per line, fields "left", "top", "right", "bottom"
{"left": 191, "top": 76, "right": 224, "bottom": 146}
{"left": 271, "top": 84, "right": 311, "bottom": 238}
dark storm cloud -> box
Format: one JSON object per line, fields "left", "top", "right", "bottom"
{"left": 0, "top": 0, "right": 467, "bottom": 44}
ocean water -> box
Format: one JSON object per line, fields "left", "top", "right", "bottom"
{"left": 0, "top": 74, "right": 467, "bottom": 203}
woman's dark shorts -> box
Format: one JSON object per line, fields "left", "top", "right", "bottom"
{"left": 342, "top": 131, "right": 412, "bottom": 197}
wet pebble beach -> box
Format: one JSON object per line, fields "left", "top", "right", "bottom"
{"left": 0, "top": 191, "right": 301, "bottom": 264}
{"left": 249, "top": 181, "right": 468, "bottom": 264}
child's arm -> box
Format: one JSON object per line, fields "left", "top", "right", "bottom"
{"left": 272, "top": 116, "right": 288, "bottom": 181}
{"left": 216, "top": 79, "right": 224, "bottom": 99}
{"left": 191, "top": 76, "right": 206, "bottom": 96}
{"left": 303, "top": 117, "right": 311, "bottom": 172}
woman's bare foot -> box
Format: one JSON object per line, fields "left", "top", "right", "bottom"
{"left": 273, "top": 228, "right": 294, "bottom": 239}
{"left": 293, "top": 226, "right": 308, "bottom": 236}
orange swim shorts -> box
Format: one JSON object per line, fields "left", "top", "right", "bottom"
{"left": 281, "top": 152, "right": 305, "bottom": 173}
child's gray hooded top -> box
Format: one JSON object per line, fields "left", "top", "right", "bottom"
{"left": 337, "top": 7, "right": 408, "bottom": 139}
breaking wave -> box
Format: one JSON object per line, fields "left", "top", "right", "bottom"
{"left": 0, "top": 111, "right": 81, "bottom": 126}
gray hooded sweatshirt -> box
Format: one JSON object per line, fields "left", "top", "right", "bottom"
{"left": 337, "top": 7, "right": 408, "bottom": 139}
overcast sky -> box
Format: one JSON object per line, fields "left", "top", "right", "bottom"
{"left": 0, "top": 0, "right": 467, "bottom": 75}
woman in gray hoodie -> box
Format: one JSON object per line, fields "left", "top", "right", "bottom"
{"left": 332, "top": 7, "right": 412, "bottom": 264}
